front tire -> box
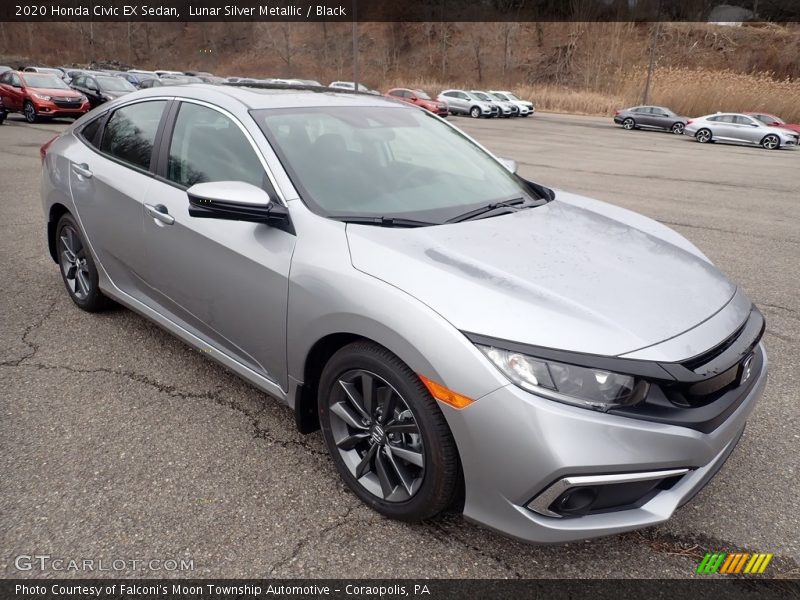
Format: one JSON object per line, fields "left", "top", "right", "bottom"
{"left": 56, "top": 214, "right": 111, "bottom": 312}
{"left": 695, "top": 128, "right": 712, "bottom": 143}
{"left": 318, "top": 341, "right": 459, "bottom": 521}
{"left": 24, "top": 100, "right": 39, "bottom": 123}
{"left": 469, "top": 106, "right": 481, "bottom": 118}
{"left": 622, "top": 117, "right": 635, "bottom": 130}
{"left": 761, "top": 134, "right": 780, "bottom": 150}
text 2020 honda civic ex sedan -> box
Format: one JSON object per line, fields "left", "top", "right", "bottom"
{"left": 41, "top": 85, "right": 767, "bottom": 543}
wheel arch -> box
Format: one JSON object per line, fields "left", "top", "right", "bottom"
{"left": 47, "top": 203, "right": 71, "bottom": 263}
{"left": 292, "top": 330, "right": 466, "bottom": 510}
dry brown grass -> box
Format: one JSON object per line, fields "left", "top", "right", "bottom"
{"left": 389, "top": 68, "right": 800, "bottom": 122}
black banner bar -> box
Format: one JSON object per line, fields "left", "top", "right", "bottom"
{"left": 2, "top": 0, "right": 800, "bottom": 23}
{"left": 3, "top": 579, "right": 800, "bottom": 600}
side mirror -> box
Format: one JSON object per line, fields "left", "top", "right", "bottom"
{"left": 187, "top": 181, "right": 290, "bottom": 227}
{"left": 498, "top": 157, "right": 518, "bottom": 174}
{"left": 409, "top": 95, "right": 418, "bottom": 102}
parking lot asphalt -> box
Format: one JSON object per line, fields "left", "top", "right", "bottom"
{"left": 1, "top": 111, "right": 798, "bottom": 579}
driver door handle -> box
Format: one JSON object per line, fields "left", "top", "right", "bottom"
{"left": 144, "top": 203, "right": 175, "bottom": 226}
{"left": 71, "top": 163, "right": 93, "bottom": 179}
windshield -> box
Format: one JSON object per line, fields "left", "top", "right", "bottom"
{"left": 22, "top": 74, "right": 69, "bottom": 89}
{"left": 472, "top": 92, "right": 492, "bottom": 102}
{"left": 415, "top": 90, "right": 431, "bottom": 99}
{"left": 506, "top": 93, "right": 520, "bottom": 101}
{"left": 97, "top": 76, "right": 135, "bottom": 91}
{"left": 254, "top": 106, "right": 539, "bottom": 223}
{"left": 491, "top": 92, "right": 509, "bottom": 101}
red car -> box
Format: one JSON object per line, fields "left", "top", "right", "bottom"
{"left": 385, "top": 87, "right": 448, "bottom": 117}
{"left": 745, "top": 112, "right": 800, "bottom": 135}
{"left": 0, "top": 70, "right": 89, "bottom": 123}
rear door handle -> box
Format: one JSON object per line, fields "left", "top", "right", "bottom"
{"left": 71, "top": 163, "right": 93, "bottom": 178}
{"left": 144, "top": 203, "right": 175, "bottom": 226}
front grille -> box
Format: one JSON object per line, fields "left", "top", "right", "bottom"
{"left": 53, "top": 100, "right": 81, "bottom": 109}
{"left": 682, "top": 320, "right": 747, "bottom": 371}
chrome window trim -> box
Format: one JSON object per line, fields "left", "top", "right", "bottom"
{"left": 527, "top": 468, "right": 690, "bottom": 518}
{"left": 173, "top": 97, "right": 290, "bottom": 206}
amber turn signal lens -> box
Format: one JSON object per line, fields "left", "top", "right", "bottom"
{"left": 419, "top": 374, "right": 475, "bottom": 409}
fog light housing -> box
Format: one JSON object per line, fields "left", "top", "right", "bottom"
{"left": 527, "top": 468, "right": 689, "bottom": 518}
{"left": 553, "top": 487, "right": 598, "bottom": 516}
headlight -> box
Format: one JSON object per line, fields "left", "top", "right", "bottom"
{"left": 477, "top": 345, "right": 647, "bottom": 411}
{"left": 79, "top": 95, "right": 88, "bottom": 102}
{"left": 32, "top": 93, "right": 51, "bottom": 101}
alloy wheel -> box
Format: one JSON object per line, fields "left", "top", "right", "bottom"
{"left": 470, "top": 107, "right": 481, "bottom": 118}
{"left": 671, "top": 122, "right": 685, "bottom": 134}
{"left": 328, "top": 369, "right": 425, "bottom": 502}
{"left": 762, "top": 135, "right": 779, "bottom": 150}
{"left": 696, "top": 129, "right": 711, "bottom": 143}
{"left": 24, "top": 102, "right": 37, "bottom": 123}
{"left": 58, "top": 224, "right": 91, "bottom": 300}
{"left": 622, "top": 118, "right": 635, "bottom": 130}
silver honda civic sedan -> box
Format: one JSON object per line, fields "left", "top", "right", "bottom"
{"left": 41, "top": 85, "right": 767, "bottom": 543}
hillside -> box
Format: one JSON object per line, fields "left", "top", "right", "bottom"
{"left": 2, "top": 21, "right": 799, "bottom": 120}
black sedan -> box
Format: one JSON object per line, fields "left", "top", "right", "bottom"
{"left": 613, "top": 105, "right": 689, "bottom": 135}
{"left": 70, "top": 73, "right": 136, "bottom": 108}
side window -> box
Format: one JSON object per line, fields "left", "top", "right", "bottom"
{"left": 443, "top": 92, "right": 455, "bottom": 98}
{"left": 100, "top": 100, "right": 167, "bottom": 170}
{"left": 0, "top": 72, "right": 8, "bottom": 84}
{"left": 388, "top": 90, "right": 402, "bottom": 97}
{"left": 167, "top": 102, "right": 264, "bottom": 189}
{"left": 11, "top": 74, "right": 21, "bottom": 87}
{"left": 79, "top": 117, "right": 103, "bottom": 148}
{"left": 734, "top": 116, "right": 755, "bottom": 125}
{"left": 73, "top": 76, "right": 85, "bottom": 87}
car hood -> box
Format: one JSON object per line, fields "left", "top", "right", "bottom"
{"left": 30, "top": 87, "right": 82, "bottom": 97}
{"left": 346, "top": 192, "right": 737, "bottom": 357}
{"left": 777, "top": 123, "right": 800, "bottom": 134}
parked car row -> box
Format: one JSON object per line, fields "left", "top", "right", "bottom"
{"left": 1, "top": 61, "right": 539, "bottom": 124}
{"left": 614, "top": 105, "right": 799, "bottom": 150}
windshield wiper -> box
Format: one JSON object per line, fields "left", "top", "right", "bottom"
{"left": 445, "top": 197, "right": 532, "bottom": 223}
{"left": 333, "top": 216, "right": 438, "bottom": 228}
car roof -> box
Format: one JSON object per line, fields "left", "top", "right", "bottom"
{"left": 126, "top": 83, "right": 410, "bottom": 111}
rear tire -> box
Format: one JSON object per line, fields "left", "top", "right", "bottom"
{"left": 761, "top": 134, "right": 780, "bottom": 150}
{"left": 622, "top": 117, "right": 635, "bottom": 130}
{"left": 55, "top": 214, "right": 112, "bottom": 312}
{"left": 469, "top": 106, "right": 481, "bottom": 118}
{"left": 695, "top": 128, "right": 712, "bottom": 143}
{"left": 318, "top": 341, "right": 459, "bottom": 522}
{"left": 671, "top": 122, "right": 685, "bottom": 135}
{"left": 24, "top": 100, "right": 39, "bottom": 123}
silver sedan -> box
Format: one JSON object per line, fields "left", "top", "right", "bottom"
{"left": 684, "top": 112, "right": 799, "bottom": 149}
{"left": 40, "top": 85, "right": 766, "bottom": 543}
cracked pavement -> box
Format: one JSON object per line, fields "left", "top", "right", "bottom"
{"left": 1, "top": 112, "right": 798, "bottom": 579}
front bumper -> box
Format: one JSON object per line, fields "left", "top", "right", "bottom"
{"left": 444, "top": 343, "right": 767, "bottom": 543}
{"left": 33, "top": 99, "right": 89, "bottom": 118}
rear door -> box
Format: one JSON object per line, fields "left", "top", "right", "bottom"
{"left": 633, "top": 106, "right": 655, "bottom": 127}
{"left": 140, "top": 100, "right": 296, "bottom": 389}
{"left": 67, "top": 98, "right": 170, "bottom": 301}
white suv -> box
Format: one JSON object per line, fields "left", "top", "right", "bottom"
{"left": 489, "top": 90, "right": 535, "bottom": 117}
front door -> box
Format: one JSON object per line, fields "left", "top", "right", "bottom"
{"left": 141, "top": 100, "right": 296, "bottom": 389}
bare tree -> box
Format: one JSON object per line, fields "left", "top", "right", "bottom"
{"left": 467, "top": 25, "right": 485, "bottom": 83}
